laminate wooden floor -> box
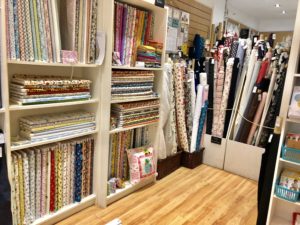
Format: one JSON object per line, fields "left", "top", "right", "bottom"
{"left": 57, "top": 165, "right": 258, "bottom": 225}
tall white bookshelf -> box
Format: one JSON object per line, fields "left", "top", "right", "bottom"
{"left": 267, "top": 1, "right": 300, "bottom": 224}
{"left": 0, "top": 1, "right": 104, "bottom": 224}
{"left": 98, "top": 0, "right": 167, "bottom": 207}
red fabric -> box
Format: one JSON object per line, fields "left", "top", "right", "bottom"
{"left": 49, "top": 150, "right": 56, "bottom": 212}
{"left": 256, "top": 60, "right": 269, "bottom": 84}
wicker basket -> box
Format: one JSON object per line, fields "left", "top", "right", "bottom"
{"left": 157, "top": 151, "right": 182, "bottom": 180}
{"left": 181, "top": 148, "right": 204, "bottom": 169}
{"left": 282, "top": 145, "right": 300, "bottom": 164}
{"left": 275, "top": 184, "right": 299, "bottom": 202}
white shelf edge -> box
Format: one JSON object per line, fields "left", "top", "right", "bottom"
{"left": 106, "top": 175, "right": 155, "bottom": 205}
{"left": 294, "top": 74, "right": 300, "bottom": 77}
{"left": 111, "top": 65, "right": 163, "bottom": 71}
{"left": 273, "top": 195, "right": 300, "bottom": 206}
{"left": 109, "top": 121, "right": 159, "bottom": 134}
{"left": 280, "top": 158, "right": 300, "bottom": 167}
{"left": 8, "top": 60, "right": 100, "bottom": 68}
{"left": 9, "top": 99, "right": 99, "bottom": 111}
{"left": 11, "top": 129, "right": 98, "bottom": 151}
{"left": 111, "top": 96, "right": 159, "bottom": 104}
{"left": 32, "top": 194, "right": 96, "bottom": 225}
{"left": 0, "top": 108, "right": 5, "bottom": 113}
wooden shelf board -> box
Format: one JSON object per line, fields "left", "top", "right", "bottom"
{"left": 8, "top": 60, "right": 100, "bottom": 68}
{"left": 112, "top": 66, "right": 163, "bottom": 71}
{"left": 280, "top": 158, "right": 300, "bottom": 168}
{"left": 32, "top": 194, "right": 96, "bottom": 225}
{"left": 109, "top": 121, "right": 158, "bottom": 134}
{"left": 106, "top": 175, "right": 155, "bottom": 205}
{"left": 11, "top": 129, "right": 98, "bottom": 151}
{"left": 9, "top": 99, "right": 99, "bottom": 111}
{"left": 111, "top": 96, "right": 159, "bottom": 104}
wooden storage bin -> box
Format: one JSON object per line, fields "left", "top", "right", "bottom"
{"left": 181, "top": 148, "right": 204, "bottom": 169}
{"left": 157, "top": 151, "right": 182, "bottom": 180}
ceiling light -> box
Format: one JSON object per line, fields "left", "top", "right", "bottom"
{"left": 275, "top": 3, "right": 280, "bottom": 7}
{"left": 282, "top": 10, "right": 286, "bottom": 14}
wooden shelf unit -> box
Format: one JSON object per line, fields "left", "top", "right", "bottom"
{"left": 98, "top": 0, "right": 167, "bottom": 207}
{"left": 266, "top": 1, "right": 300, "bottom": 224}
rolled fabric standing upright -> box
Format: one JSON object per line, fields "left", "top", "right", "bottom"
{"left": 247, "top": 92, "right": 268, "bottom": 145}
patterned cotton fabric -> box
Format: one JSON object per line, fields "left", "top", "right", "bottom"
{"left": 11, "top": 137, "right": 94, "bottom": 224}
{"left": 108, "top": 127, "right": 149, "bottom": 195}
{"left": 10, "top": 74, "right": 92, "bottom": 105}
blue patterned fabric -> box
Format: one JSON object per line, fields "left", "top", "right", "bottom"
{"left": 195, "top": 101, "right": 208, "bottom": 151}
{"left": 74, "top": 143, "right": 83, "bottom": 202}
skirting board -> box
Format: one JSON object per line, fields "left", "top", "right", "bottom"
{"left": 202, "top": 134, "right": 226, "bottom": 169}
{"left": 224, "top": 140, "right": 265, "bottom": 181}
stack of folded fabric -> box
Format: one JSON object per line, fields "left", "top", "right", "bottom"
{"left": 111, "top": 70, "right": 157, "bottom": 101}
{"left": 111, "top": 100, "right": 160, "bottom": 128}
{"left": 137, "top": 45, "right": 162, "bottom": 68}
{"left": 10, "top": 74, "right": 92, "bottom": 105}
{"left": 148, "top": 40, "right": 163, "bottom": 64}
{"left": 18, "top": 111, "right": 96, "bottom": 142}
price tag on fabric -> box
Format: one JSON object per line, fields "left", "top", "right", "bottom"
{"left": 0, "top": 147, "right": 2, "bottom": 158}
{"left": 272, "top": 34, "right": 276, "bottom": 40}
{"left": 211, "top": 59, "right": 215, "bottom": 64}
{"left": 254, "top": 37, "right": 258, "bottom": 43}
{"left": 258, "top": 94, "right": 262, "bottom": 101}
{"left": 253, "top": 86, "right": 257, "bottom": 93}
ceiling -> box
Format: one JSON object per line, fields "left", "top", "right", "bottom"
{"left": 228, "top": 0, "right": 298, "bottom": 20}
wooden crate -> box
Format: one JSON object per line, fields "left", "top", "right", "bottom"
{"left": 181, "top": 148, "right": 204, "bottom": 169}
{"left": 157, "top": 151, "right": 182, "bottom": 180}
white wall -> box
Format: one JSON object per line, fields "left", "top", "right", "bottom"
{"left": 195, "top": 0, "right": 226, "bottom": 24}
{"left": 258, "top": 19, "right": 295, "bottom": 32}
{"left": 227, "top": 3, "right": 259, "bottom": 30}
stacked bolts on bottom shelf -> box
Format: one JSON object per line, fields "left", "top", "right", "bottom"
{"left": 11, "top": 137, "right": 94, "bottom": 225}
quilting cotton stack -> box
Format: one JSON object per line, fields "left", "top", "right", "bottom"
{"left": 10, "top": 74, "right": 92, "bottom": 105}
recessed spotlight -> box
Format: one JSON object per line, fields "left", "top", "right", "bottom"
{"left": 275, "top": 3, "right": 280, "bottom": 7}
{"left": 282, "top": 10, "right": 286, "bottom": 14}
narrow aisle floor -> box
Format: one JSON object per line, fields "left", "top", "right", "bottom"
{"left": 58, "top": 165, "right": 257, "bottom": 225}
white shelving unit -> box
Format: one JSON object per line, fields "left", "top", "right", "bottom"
{"left": 98, "top": 0, "right": 167, "bottom": 207}
{"left": 267, "top": 1, "right": 300, "bottom": 224}
{"left": 0, "top": 1, "right": 105, "bottom": 224}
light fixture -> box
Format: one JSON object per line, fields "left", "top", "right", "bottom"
{"left": 282, "top": 10, "right": 286, "bottom": 14}
{"left": 275, "top": 3, "right": 280, "bottom": 8}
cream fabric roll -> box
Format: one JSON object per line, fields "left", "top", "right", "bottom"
{"left": 234, "top": 59, "right": 261, "bottom": 140}
{"left": 246, "top": 92, "right": 268, "bottom": 145}
{"left": 190, "top": 85, "right": 204, "bottom": 153}
{"left": 233, "top": 48, "right": 257, "bottom": 137}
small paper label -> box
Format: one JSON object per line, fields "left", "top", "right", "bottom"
{"left": 135, "top": 61, "right": 145, "bottom": 68}
{"left": 0, "top": 133, "right": 4, "bottom": 144}
{"left": 0, "top": 147, "right": 2, "bottom": 158}
{"left": 253, "top": 86, "right": 257, "bottom": 93}
{"left": 272, "top": 34, "right": 276, "bottom": 40}
{"left": 211, "top": 59, "right": 215, "bottom": 64}
{"left": 258, "top": 94, "right": 262, "bottom": 101}
{"left": 211, "top": 136, "right": 222, "bottom": 145}
{"left": 254, "top": 37, "right": 258, "bottom": 43}
{"left": 268, "top": 134, "right": 273, "bottom": 143}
